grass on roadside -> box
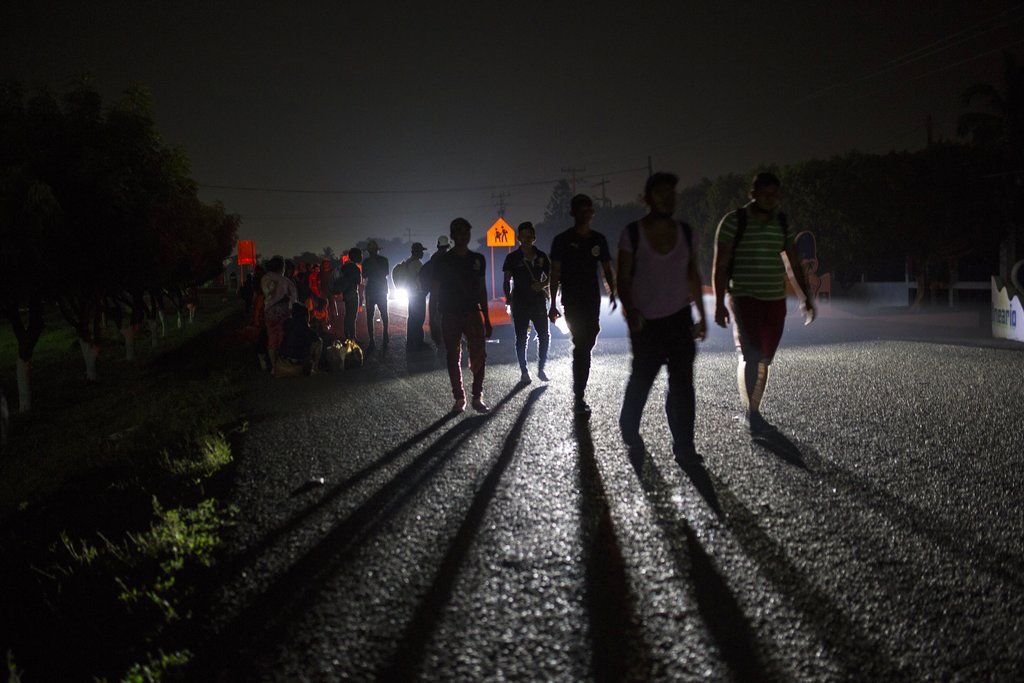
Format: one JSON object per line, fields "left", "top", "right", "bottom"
{"left": 0, "top": 292, "right": 256, "bottom": 681}
{"left": 0, "top": 295, "right": 242, "bottom": 509}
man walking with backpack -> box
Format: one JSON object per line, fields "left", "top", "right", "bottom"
{"left": 393, "top": 242, "right": 429, "bottom": 351}
{"left": 548, "top": 194, "right": 617, "bottom": 417}
{"left": 713, "top": 172, "right": 815, "bottom": 436}
{"left": 617, "top": 173, "right": 707, "bottom": 465}
{"left": 503, "top": 222, "right": 551, "bottom": 384}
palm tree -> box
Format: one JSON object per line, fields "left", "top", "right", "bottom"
{"left": 957, "top": 52, "right": 1023, "bottom": 281}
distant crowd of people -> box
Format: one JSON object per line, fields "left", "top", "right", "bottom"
{"left": 244, "top": 171, "right": 816, "bottom": 458}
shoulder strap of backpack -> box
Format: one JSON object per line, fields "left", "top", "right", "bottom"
{"left": 727, "top": 208, "right": 747, "bottom": 282}
{"left": 734, "top": 208, "right": 748, "bottom": 251}
{"left": 680, "top": 221, "right": 693, "bottom": 250}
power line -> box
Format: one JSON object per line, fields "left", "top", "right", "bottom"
{"left": 200, "top": 165, "right": 647, "bottom": 198}
{"left": 797, "top": 11, "right": 1024, "bottom": 104}
{"left": 199, "top": 176, "right": 562, "bottom": 195}
{"left": 561, "top": 166, "right": 586, "bottom": 194}
{"left": 881, "top": 2, "right": 1024, "bottom": 66}
{"left": 848, "top": 37, "right": 1024, "bottom": 102}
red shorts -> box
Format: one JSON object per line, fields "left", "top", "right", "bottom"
{"left": 729, "top": 296, "right": 787, "bottom": 362}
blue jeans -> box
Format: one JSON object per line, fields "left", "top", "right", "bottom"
{"left": 512, "top": 300, "right": 549, "bottom": 371}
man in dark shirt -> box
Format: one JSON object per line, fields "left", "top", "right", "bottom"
{"left": 335, "top": 248, "right": 363, "bottom": 342}
{"left": 432, "top": 218, "right": 492, "bottom": 413}
{"left": 503, "top": 222, "right": 551, "bottom": 384}
{"left": 548, "top": 194, "right": 617, "bottom": 416}
{"left": 421, "top": 235, "right": 451, "bottom": 354}
{"left": 361, "top": 240, "right": 390, "bottom": 354}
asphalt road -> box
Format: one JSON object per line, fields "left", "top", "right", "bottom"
{"left": 191, "top": 306, "right": 1024, "bottom": 681}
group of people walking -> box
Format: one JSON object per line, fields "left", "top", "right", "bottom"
{"left": 251, "top": 171, "right": 816, "bottom": 462}
{"left": 431, "top": 171, "right": 815, "bottom": 464}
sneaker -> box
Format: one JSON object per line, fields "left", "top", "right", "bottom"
{"left": 574, "top": 398, "right": 592, "bottom": 417}
{"left": 537, "top": 368, "right": 550, "bottom": 382}
{"left": 520, "top": 369, "right": 532, "bottom": 384}
{"left": 452, "top": 397, "right": 467, "bottom": 413}
{"left": 471, "top": 396, "right": 490, "bottom": 413}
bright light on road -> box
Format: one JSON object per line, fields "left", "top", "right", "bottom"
{"left": 391, "top": 288, "right": 410, "bottom": 306}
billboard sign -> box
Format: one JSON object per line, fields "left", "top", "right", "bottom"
{"left": 237, "top": 240, "right": 256, "bottom": 266}
{"left": 991, "top": 276, "right": 1024, "bottom": 342}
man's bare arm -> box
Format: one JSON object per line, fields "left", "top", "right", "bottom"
{"left": 548, "top": 261, "right": 562, "bottom": 322}
{"left": 602, "top": 260, "right": 617, "bottom": 310}
{"left": 712, "top": 241, "right": 733, "bottom": 327}
{"left": 616, "top": 250, "right": 634, "bottom": 318}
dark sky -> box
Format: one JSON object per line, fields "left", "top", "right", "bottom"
{"left": 3, "top": 1, "right": 1022, "bottom": 258}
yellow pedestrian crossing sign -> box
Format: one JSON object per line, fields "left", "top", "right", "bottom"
{"left": 486, "top": 218, "right": 515, "bottom": 247}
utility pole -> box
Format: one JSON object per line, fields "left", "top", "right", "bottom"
{"left": 491, "top": 191, "right": 510, "bottom": 217}
{"left": 562, "top": 166, "right": 586, "bottom": 194}
{"left": 591, "top": 177, "right": 611, "bottom": 207}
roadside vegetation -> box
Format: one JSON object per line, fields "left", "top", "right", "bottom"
{"left": 0, "top": 293, "right": 253, "bottom": 681}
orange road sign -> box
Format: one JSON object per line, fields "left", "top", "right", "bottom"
{"left": 486, "top": 218, "right": 515, "bottom": 248}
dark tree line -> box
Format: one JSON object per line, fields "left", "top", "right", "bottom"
{"left": 0, "top": 79, "right": 238, "bottom": 412}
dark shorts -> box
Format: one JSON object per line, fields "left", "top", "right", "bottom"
{"left": 729, "top": 296, "right": 787, "bottom": 362}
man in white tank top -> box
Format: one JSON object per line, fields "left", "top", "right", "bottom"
{"left": 616, "top": 172, "right": 707, "bottom": 466}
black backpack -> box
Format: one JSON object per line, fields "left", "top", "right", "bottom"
{"left": 727, "top": 207, "right": 788, "bottom": 281}
{"left": 626, "top": 220, "right": 694, "bottom": 280}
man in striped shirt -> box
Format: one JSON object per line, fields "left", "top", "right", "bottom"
{"left": 713, "top": 172, "right": 815, "bottom": 436}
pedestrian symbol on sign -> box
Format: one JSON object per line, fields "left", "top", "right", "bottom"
{"left": 486, "top": 218, "right": 516, "bottom": 248}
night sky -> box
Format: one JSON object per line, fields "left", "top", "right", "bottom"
{"left": 3, "top": 1, "right": 1021, "bottom": 258}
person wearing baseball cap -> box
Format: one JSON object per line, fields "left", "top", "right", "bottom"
{"left": 422, "top": 235, "right": 452, "bottom": 352}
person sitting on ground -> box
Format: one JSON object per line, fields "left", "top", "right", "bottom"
{"left": 279, "top": 303, "right": 324, "bottom": 375}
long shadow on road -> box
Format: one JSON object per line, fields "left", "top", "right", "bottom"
{"left": 639, "top": 460, "right": 773, "bottom": 682}
{"left": 752, "top": 429, "right": 808, "bottom": 470}
{"left": 378, "top": 385, "right": 547, "bottom": 679}
{"left": 706, "top": 469, "right": 902, "bottom": 680}
{"left": 216, "top": 411, "right": 458, "bottom": 582}
{"left": 794, "top": 441, "right": 1024, "bottom": 592}
{"left": 575, "top": 418, "right": 652, "bottom": 681}
{"left": 189, "top": 384, "right": 527, "bottom": 680}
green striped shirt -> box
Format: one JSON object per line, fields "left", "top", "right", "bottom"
{"left": 715, "top": 207, "right": 794, "bottom": 300}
